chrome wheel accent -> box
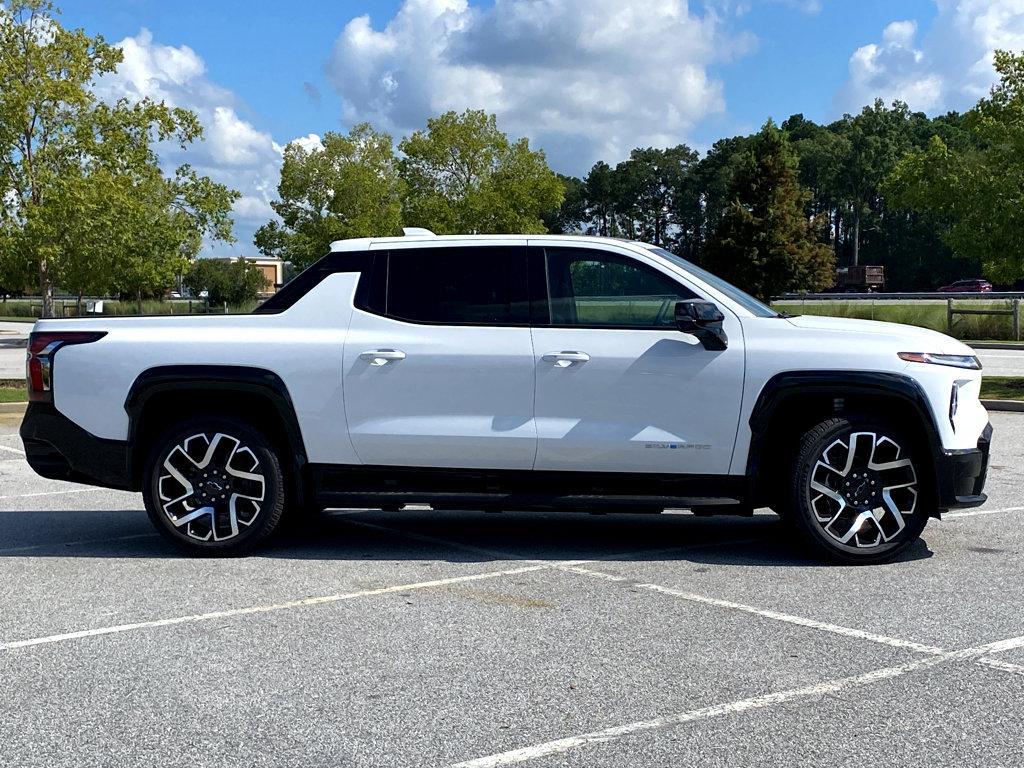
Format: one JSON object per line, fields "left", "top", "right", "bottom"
{"left": 158, "top": 432, "right": 266, "bottom": 542}
{"left": 808, "top": 431, "right": 917, "bottom": 549}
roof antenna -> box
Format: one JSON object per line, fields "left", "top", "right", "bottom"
{"left": 402, "top": 227, "right": 436, "bottom": 237}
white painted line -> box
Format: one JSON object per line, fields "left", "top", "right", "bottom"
{"left": 454, "top": 633, "right": 1024, "bottom": 767}
{"left": 0, "top": 443, "right": 25, "bottom": 455}
{"left": 945, "top": 505, "right": 1024, "bottom": 519}
{"left": 0, "top": 562, "right": 551, "bottom": 653}
{"left": 635, "top": 582, "right": 1024, "bottom": 677}
{"left": 637, "top": 583, "right": 943, "bottom": 654}
{"left": 343, "top": 517, "right": 1024, "bottom": 676}
{"left": 0, "top": 487, "right": 117, "bottom": 501}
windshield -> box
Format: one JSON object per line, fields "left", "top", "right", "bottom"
{"left": 643, "top": 246, "right": 779, "bottom": 318}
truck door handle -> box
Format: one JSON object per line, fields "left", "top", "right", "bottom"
{"left": 360, "top": 349, "right": 406, "bottom": 366}
{"left": 542, "top": 351, "right": 590, "bottom": 367}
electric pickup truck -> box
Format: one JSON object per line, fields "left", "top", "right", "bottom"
{"left": 20, "top": 232, "right": 992, "bottom": 562}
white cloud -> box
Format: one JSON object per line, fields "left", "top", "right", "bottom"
{"left": 838, "top": 0, "right": 1024, "bottom": 114}
{"left": 290, "top": 133, "right": 325, "bottom": 153}
{"left": 95, "top": 28, "right": 286, "bottom": 253}
{"left": 325, "top": 0, "right": 750, "bottom": 173}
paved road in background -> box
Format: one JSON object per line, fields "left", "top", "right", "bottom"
{"left": 0, "top": 411, "right": 1022, "bottom": 766}
{"left": 976, "top": 349, "right": 1024, "bottom": 377}
{"left": 0, "top": 321, "right": 29, "bottom": 379}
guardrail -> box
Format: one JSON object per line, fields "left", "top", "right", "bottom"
{"left": 773, "top": 291, "right": 1024, "bottom": 301}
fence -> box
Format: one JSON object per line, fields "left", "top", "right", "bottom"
{"left": 774, "top": 291, "right": 1024, "bottom": 301}
{"left": 947, "top": 298, "right": 1020, "bottom": 340}
{"left": 4, "top": 298, "right": 228, "bottom": 317}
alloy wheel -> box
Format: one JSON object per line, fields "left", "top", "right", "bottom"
{"left": 158, "top": 432, "right": 267, "bottom": 542}
{"left": 808, "top": 431, "right": 918, "bottom": 549}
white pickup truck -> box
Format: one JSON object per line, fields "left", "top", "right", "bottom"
{"left": 20, "top": 232, "right": 991, "bottom": 562}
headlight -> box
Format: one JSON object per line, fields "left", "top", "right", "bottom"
{"left": 898, "top": 352, "right": 982, "bottom": 370}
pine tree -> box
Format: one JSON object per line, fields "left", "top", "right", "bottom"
{"left": 705, "top": 121, "right": 835, "bottom": 300}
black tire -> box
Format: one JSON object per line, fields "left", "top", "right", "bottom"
{"left": 142, "top": 415, "right": 287, "bottom": 555}
{"left": 787, "top": 416, "right": 929, "bottom": 564}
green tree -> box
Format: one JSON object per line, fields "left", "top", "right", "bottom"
{"left": 885, "top": 50, "right": 1024, "bottom": 284}
{"left": 184, "top": 257, "right": 268, "bottom": 306}
{"left": 0, "top": 0, "right": 237, "bottom": 316}
{"left": 583, "top": 161, "right": 617, "bottom": 236}
{"left": 684, "top": 135, "right": 754, "bottom": 263}
{"left": 832, "top": 100, "right": 921, "bottom": 266}
{"left": 704, "top": 121, "right": 835, "bottom": 299}
{"left": 255, "top": 123, "right": 402, "bottom": 270}
{"left": 398, "top": 109, "right": 563, "bottom": 234}
{"left": 113, "top": 167, "right": 238, "bottom": 311}
{"left": 784, "top": 113, "right": 849, "bottom": 258}
{"left": 542, "top": 173, "right": 587, "bottom": 234}
{"left": 611, "top": 145, "right": 698, "bottom": 246}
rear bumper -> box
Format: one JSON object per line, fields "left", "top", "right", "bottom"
{"left": 19, "top": 403, "right": 133, "bottom": 490}
{"left": 936, "top": 422, "right": 992, "bottom": 510}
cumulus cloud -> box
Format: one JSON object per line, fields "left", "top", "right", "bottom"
{"left": 95, "top": 29, "right": 286, "bottom": 253}
{"left": 838, "top": 0, "right": 1024, "bottom": 114}
{"left": 325, "top": 0, "right": 750, "bottom": 172}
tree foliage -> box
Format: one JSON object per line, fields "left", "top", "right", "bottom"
{"left": 255, "top": 123, "right": 402, "bottom": 270}
{"left": 398, "top": 110, "right": 563, "bottom": 235}
{"left": 0, "top": 0, "right": 238, "bottom": 315}
{"left": 885, "top": 50, "right": 1024, "bottom": 284}
{"left": 703, "top": 122, "right": 835, "bottom": 299}
{"left": 183, "top": 257, "right": 268, "bottom": 306}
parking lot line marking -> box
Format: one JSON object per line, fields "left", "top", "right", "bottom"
{"left": 339, "top": 520, "right": 1024, "bottom": 674}
{"left": 0, "top": 487, "right": 113, "bottom": 501}
{"left": 637, "top": 583, "right": 943, "bottom": 654}
{"left": 453, "top": 633, "right": 1024, "bottom": 767}
{"left": 0, "top": 444, "right": 25, "bottom": 455}
{"left": 0, "top": 562, "right": 552, "bottom": 653}
{"left": 945, "top": 505, "right": 1024, "bottom": 519}
{"left": 630, "top": 583, "right": 1024, "bottom": 676}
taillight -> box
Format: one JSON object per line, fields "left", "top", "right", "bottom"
{"left": 26, "top": 331, "right": 106, "bottom": 403}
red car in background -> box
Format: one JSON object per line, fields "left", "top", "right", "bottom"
{"left": 939, "top": 279, "right": 993, "bottom": 292}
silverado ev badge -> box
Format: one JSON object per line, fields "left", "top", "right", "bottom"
{"left": 19, "top": 230, "right": 991, "bottom": 563}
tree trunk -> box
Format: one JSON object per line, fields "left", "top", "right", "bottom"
{"left": 137, "top": 288, "right": 143, "bottom": 315}
{"left": 39, "top": 258, "right": 54, "bottom": 318}
{"left": 852, "top": 209, "right": 861, "bottom": 267}
{"left": 833, "top": 207, "right": 842, "bottom": 260}
{"left": 77, "top": 294, "right": 83, "bottom": 317}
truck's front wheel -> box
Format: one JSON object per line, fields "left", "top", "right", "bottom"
{"left": 142, "top": 416, "right": 287, "bottom": 555}
{"left": 789, "top": 417, "right": 929, "bottom": 563}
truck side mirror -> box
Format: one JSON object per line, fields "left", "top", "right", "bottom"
{"left": 675, "top": 300, "right": 728, "bottom": 351}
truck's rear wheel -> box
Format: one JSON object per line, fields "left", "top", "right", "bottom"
{"left": 789, "top": 417, "right": 929, "bottom": 564}
{"left": 142, "top": 416, "right": 286, "bottom": 555}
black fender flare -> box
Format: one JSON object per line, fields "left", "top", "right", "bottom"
{"left": 123, "top": 365, "right": 308, "bottom": 488}
{"left": 745, "top": 370, "right": 943, "bottom": 486}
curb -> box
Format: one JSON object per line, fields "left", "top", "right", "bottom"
{"left": 0, "top": 402, "right": 26, "bottom": 415}
{"left": 981, "top": 399, "right": 1024, "bottom": 412}
{"left": 969, "top": 342, "right": 1024, "bottom": 350}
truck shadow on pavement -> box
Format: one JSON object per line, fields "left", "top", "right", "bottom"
{"left": 0, "top": 508, "right": 934, "bottom": 565}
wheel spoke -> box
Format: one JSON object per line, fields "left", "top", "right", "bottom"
{"left": 807, "top": 428, "right": 918, "bottom": 550}
{"left": 157, "top": 430, "right": 265, "bottom": 543}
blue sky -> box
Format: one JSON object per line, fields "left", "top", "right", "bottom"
{"left": 54, "top": 1, "right": 1024, "bottom": 253}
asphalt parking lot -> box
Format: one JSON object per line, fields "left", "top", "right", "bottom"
{"left": 1, "top": 410, "right": 1023, "bottom": 767}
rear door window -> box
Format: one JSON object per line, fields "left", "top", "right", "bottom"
{"left": 383, "top": 246, "right": 528, "bottom": 325}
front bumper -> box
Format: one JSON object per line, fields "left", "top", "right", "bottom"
{"left": 936, "top": 421, "right": 992, "bottom": 510}
{"left": 19, "top": 403, "right": 133, "bottom": 490}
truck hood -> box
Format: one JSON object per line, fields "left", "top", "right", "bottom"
{"left": 784, "top": 314, "right": 973, "bottom": 355}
